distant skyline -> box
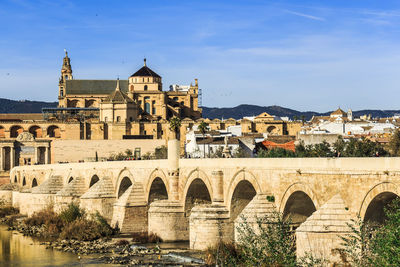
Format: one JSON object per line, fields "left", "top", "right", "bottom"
{"left": 1, "top": 0, "right": 400, "bottom": 112}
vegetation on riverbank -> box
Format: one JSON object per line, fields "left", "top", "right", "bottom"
{"left": 21, "top": 203, "right": 116, "bottom": 241}
{"left": 205, "top": 211, "right": 325, "bottom": 267}
{"left": 338, "top": 199, "right": 400, "bottom": 266}
{"left": 205, "top": 199, "right": 400, "bottom": 266}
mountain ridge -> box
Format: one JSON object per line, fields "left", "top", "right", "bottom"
{"left": 0, "top": 98, "right": 398, "bottom": 120}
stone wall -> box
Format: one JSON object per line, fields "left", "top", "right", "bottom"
{"left": 51, "top": 139, "right": 166, "bottom": 163}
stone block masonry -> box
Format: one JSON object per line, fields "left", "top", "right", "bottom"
{"left": 3, "top": 151, "right": 400, "bottom": 264}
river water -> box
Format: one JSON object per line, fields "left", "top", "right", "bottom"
{"left": 0, "top": 225, "right": 117, "bottom": 267}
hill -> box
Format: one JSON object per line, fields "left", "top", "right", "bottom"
{"left": 0, "top": 98, "right": 398, "bottom": 120}
{"left": 0, "top": 98, "right": 57, "bottom": 114}
{"left": 202, "top": 104, "right": 400, "bottom": 120}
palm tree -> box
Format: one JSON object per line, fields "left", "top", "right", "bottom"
{"left": 198, "top": 121, "right": 208, "bottom": 158}
{"left": 169, "top": 117, "right": 182, "bottom": 139}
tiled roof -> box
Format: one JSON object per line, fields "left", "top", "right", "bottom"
{"left": 65, "top": 80, "right": 128, "bottom": 95}
{"left": 331, "top": 108, "right": 346, "bottom": 116}
{"left": 130, "top": 66, "right": 161, "bottom": 78}
{"left": 104, "top": 89, "right": 133, "bottom": 103}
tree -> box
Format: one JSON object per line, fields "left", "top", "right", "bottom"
{"left": 340, "top": 199, "right": 400, "bottom": 266}
{"left": 169, "top": 117, "right": 181, "bottom": 139}
{"left": 198, "top": 121, "right": 208, "bottom": 158}
{"left": 388, "top": 129, "right": 400, "bottom": 156}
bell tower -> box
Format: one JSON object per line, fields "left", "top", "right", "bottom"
{"left": 58, "top": 50, "right": 73, "bottom": 107}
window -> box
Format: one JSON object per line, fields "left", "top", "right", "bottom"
{"left": 60, "top": 89, "right": 64, "bottom": 96}
{"left": 65, "top": 75, "right": 68, "bottom": 80}
{"left": 104, "top": 117, "right": 108, "bottom": 122}
{"left": 144, "top": 85, "right": 148, "bottom": 91}
{"left": 130, "top": 117, "right": 133, "bottom": 122}
{"left": 145, "top": 102, "right": 150, "bottom": 113}
{"left": 117, "top": 116, "right": 121, "bottom": 122}
{"left": 152, "top": 101, "right": 156, "bottom": 114}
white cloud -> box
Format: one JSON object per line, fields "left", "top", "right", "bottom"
{"left": 284, "top": 10, "right": 325, "bottom": 21}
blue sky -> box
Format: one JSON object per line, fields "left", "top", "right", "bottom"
{"left": 1, "top": 0, "right": 400, "bottom": 112}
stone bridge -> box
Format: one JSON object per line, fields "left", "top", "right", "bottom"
{"left": 4, "top": 140, "right": 400, "bottom": 263}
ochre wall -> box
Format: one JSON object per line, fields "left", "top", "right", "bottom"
{"left": 50, "top": 139, "right": 166, "bottom": 163}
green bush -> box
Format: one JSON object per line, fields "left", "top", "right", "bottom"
{"left": 24, "top": 206, "right": 116, "bottom": 241}
{"left": 0, "top": 206, "right": 19, "bottom": 217}
{"left": 59, "top": 203, "right": 85, "bottom": 223}
{"left": 340, "top": 199, "right": 400, "bottom": 266}
{"left": 60, "top": 219, "right": 102, "bottom": 241}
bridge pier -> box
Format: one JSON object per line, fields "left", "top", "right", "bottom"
{"left": 111, "top": 182, "right": 148, "bottom": 233}
{"left": 189, "top": 204, "right": 232, "bottom": 250}
{"left": 54, "top": 176, "right": 86, "bottom": 212}
{"left": 80, "top": 177, "right": 115, "bottom": 223}
{"left": 20, "top": 174, "right": 64, "bottom": 216}
{"left": 234, "top": 194, "right": 277, "bottom": 243}
{"left": 148, "top": 200, "right": 187, "bottom": 241}
{"left": 296, "top": 194, "right": 353, "bottom": 265}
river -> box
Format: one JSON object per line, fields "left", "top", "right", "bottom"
{"left": 0, "top": 225, "right": 118, "bottom": 267}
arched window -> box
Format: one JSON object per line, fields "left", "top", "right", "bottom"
{"left": 10, "top": 125, "right": 23, "bottom": 138}
{"left": 47, "top": 125, "right": 61, "bottom": 138}
{"left": 116, "top": 116, "right": 121, "bottom": 122}
{"left": 0, "top": 126, "right": 5, "bottom": 138}
{"left": 29, "top": 126, "right": 42, "bottom": 138}
{"left": 144, "top": 85, "right": 148, "bottom": 91}
{"left": 145, "top": 103, "right": 150, "bottom": 114}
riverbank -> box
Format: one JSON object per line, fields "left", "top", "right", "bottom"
{"left": 1, "top": 212, "right": 207, "bottom": 266}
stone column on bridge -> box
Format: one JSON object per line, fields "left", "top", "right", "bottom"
{"left": 296, "top": 194, "right": 353, "bottom": 265}
{"left": 148, "top": 138, "right": 187, "bottom": 241}
{"left": 211, "top": 170, "right": 224, "bottom": 203}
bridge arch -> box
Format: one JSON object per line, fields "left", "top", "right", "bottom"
{"left": 146, "top": 169, "right": 169, "bottom": 204}
{"left": 359, "top": 182, "right": 400, "bottom": 223}
{"left": 115, "top": 169, "right": 135, "bottom": 198}
{"left": 89, "top": 175, "right": 100, "bottom": 188}
{"left": 181, "top": 169, "right": 213, "bottom": 203}
{"left": 183, "top": 169, "right": 212, "bottom": 218}
{"left": 280, "top": 183, "right": 319, "bottom": 226}
{"left": 226, "top": 169, "right": 261, "bottom": 219}
{"left": 31, "top": 178, "right": 38, "bottom": 188}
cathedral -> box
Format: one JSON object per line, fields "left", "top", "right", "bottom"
{"left": 57, "top": 51, "right": 202, "bottom": 122}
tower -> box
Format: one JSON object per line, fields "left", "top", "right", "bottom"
{"left": 58, "top": 50, "right": 73, "bottom": 107}
{"left": 347, "top": 109, "right": 353, "bottom": 121}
